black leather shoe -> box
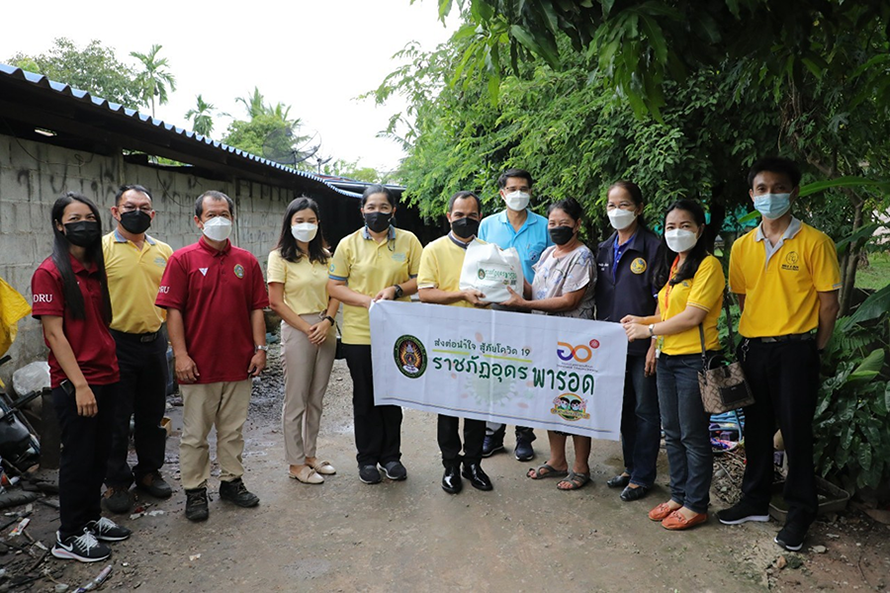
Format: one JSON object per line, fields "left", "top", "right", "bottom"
{"left": 606, "top": 474, "right": 631, "bottom": 488}
{"left": 218, "top": 478, "right": 260, "bottom": 508}
{"left": 461, "top": 462, "right": 493, "bottom": 491}
{"left": 619, "top": 484, "right": 650, "bottom": 502}
{"left": 442, "top": 466, "right": 462, "bottom": 494}
{"left": 184, "top": 488, "right": 208, "bottom": 522}
{"left": 136, "top": 471, "right": 173, "bottom": 499}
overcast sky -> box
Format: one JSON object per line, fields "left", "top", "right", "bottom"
{"left": 0, "top": 0, "right": 458, "bottom": 174}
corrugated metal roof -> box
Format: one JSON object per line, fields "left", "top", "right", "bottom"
{"left": 0, "top": 63, "right": 363, "bottom": 198}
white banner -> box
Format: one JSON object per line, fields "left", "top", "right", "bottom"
{"left": 370, "top": 301, "right": 628, "bottom": 440}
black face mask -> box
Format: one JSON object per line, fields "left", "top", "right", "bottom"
{"left": 63, "top": 221, "right": 101, "bottom": 247}
{"left": 119, "top": 210, "right": 152, "bottom": 234}
{"left": 451, "top": 217, "right": 480, "bottom": 239}
{"left": 364, "top": 211, "right": 392, "bottom": 233}
{"left": 549, "top": 225, "right": 575, "bottom": 246}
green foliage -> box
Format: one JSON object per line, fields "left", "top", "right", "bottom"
{"left": 185, "top": 94, "right": 215, "bottom": 137}
{"left": 814, "top": 311, "right": 890, "bottom": 491}
{"left": 223, "top": 113, "right": 294, "bottom": 158}
{"left": 130, "top": 44, "right": 176, "bottom": 118}
{"left": 8, "top": 38, "right": 143, "bottom": 107}
{"left": 323, "top": 159, "right": 390, "bottom": 184}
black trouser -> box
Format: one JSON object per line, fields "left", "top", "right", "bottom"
{"left": 739, "top": 338, "right": 819, "bottom": 527}
{"left": 343, "top": 344, "right": 402, "bottom": 466}
{"left": 105, "top": 330, "right": 168, "bottom": 488}
{"left": 54, "top": 383, "right": 118, "bottom": 540}
{"left": 438, "top": 415, "right": 485, "bottom": 467}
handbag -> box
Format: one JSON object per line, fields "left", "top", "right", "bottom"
{"left": 334, "top": 321, "right": 345, "bottom": 360}
{"left": 697, "top": 295, "right": 755, "bottom": 414}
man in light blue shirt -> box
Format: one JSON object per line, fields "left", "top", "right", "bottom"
{"left": 477, "top": 168, "right": 552, "bottom": 461}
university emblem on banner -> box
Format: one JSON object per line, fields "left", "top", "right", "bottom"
{"left": 393, "top": 335, "right": 427, "bottom": 379}
{"left": 550, "top": 393, "right": 590, "bottom": 421}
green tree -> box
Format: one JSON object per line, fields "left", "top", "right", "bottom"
{"left": 236, "top": 87, "right": 267, "bottom": 119}
{"left": 130, "top": 44, "right": 176, "bottom": 118}
{"left": 185, "top": 94, "right": 215, "bottom": 137}
{"left": 8, "top": 38, "right": 143, "bottom": 107}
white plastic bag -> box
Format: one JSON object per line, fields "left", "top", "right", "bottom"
{"left": 459, "top": 241, "right": 524, "bottom": 304}
{"left": 12, "top": 361, "right": 50, "bottom": 397}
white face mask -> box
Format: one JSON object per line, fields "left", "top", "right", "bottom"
{"left": 665, "top": 229, "right": 699, "bottom": 253}
{"left": 291, "top": 222, "right": 318, "bottom": 243}
{"left": 608, "top": 208, "right": 637, "bottom": 230}
{"left": 202, "top": 216, "right": 232, "bottom": 242}
{"left": 504, "top": 191, "right": 530, "bottom": 212}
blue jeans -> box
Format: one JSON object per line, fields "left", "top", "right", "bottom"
{"left": 621, "top": 354, "right": 660, "bottom": 487}
{"left": 656, "top": 353, "right": 712, "bottom": 514}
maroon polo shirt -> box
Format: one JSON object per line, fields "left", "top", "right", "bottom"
{"left": 31, "top": 254, "right": 120, "bottom": 388}
{"left": 155, "top": 237, "right": 269, "bottom": 384}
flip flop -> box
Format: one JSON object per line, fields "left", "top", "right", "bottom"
{"left": 557, "top": 471, "right": 591, "bottom": 491}
{"left": 527, "top": 464, "right": 569, "bottom": 479}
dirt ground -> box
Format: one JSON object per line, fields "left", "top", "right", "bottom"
{"left": 1, "top": 345, "right": 888, "bottom": 592}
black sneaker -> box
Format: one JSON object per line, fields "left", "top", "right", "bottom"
{"left": 136, "top": 471, "right": 173, "bottom": 499}
{"left": 219, "top": 478, "right": 260, "bottom": 508}
{"left": 378, "top": 460, "right": 407, "bottom": 481}
{"left": 514, "top": 438, "right": 535, "bottom": 462}
{"left": 185, "top": 487, "right": 209, "bottom": 522}
{"left": 102, "top": 486, "right": 132, "bottom": 514}
{"left": 716, "top": 501, "right": 770, "bottom": 525}
{"left": 51, "top": 529, "right": 111, "bottom": 563}
{"left": 359, "top": 465, "right": 382, "bottom": 484}
{"left": 481, "top": 435, "right": 505, "bottom": 457}
{"left": 775, "top": 523, "right": 807, "bottom": 551}
{"left": 87, "top": 517, "right": 131, "bottom": 541}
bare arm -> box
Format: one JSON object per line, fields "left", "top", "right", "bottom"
{"left": 328, "top": 279, "right": 373, "bottom": 309}
{"left": 374, "top": 278, "right": 419, "bottom": 301}
{"left": 269, "top": 283, "right": 313, "bottom": 334}
{"left": 167, "top": 308, "right": 199, "bottom": 383}
{"left": 41, "top": 315, "right": 96, "bottom": 417}
{"left": 419, "top": 287, "right": 486, "bottom": 306}
{"left": 815, "top": 290, "right": 840, "bottom": 350}
{"left": 623, "top": 304, "right": 709, "bottom": 341}
{"left": 501, "top": 285, "right": 586, "bottom": 312}
{"left": 247, "top": 308, "right": 267, "bottom": 377}
{"left": 736, "top": 293, "right": 746, "bottom": 313}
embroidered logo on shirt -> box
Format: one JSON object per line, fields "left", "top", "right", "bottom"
{"left": 392, "top": 252, "right": 406, "bottom": 262}
{"left": 154, "top": 257, "right": 167, "bottom": 267}
{"left": 233, "top": 264, "right": 245, "bottom": 279}
{"left": 781, "top": 252, "right": 800, "bottom": 272}
{"left": 199, "top": 268, "right": 208, "bottom": 276}
{"left": 630, "top": 258, "right": 647, "bottom": 274}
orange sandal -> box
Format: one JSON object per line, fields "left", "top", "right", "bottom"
{"left": 648, "top": 502, "right": 679, "bottom": 521}
{"left": 661, "top": 510, "right": 708, "bottom": 530}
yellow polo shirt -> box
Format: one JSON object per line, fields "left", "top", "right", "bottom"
{"left": 329, "top": 227, "right": 422, "bottom": 345}
{"left": 729, "top": 219, "right": 841, "bottom": 338}
{"left": 417, "top": 235, "right": 486, "bottom": 308}
{"left": 658, "top": 255, "right": 724, "bottom": 355}
{"left": 267, "top": 249, "right": 329, "bottom": 315}
{"left": 102, "top": 230, "right": 173, "bottom": 334}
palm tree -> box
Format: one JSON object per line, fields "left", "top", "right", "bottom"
{"left": 236, "top": 87, "right": 266, "bottom": 119}
{"left": 130, "top": 44, "right": 176, "bottom": 119}
{"left": 185, "top": 95, "right": 215, "bottom": 137}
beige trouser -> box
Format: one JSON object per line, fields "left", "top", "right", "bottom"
{"left": 281, "top": 317, "right": 336, "bottom": 465}
{"left": 179, "top": 380, "right": 251, "bottom": 490}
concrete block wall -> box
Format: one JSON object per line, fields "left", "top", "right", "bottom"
{"left": 0, "top": 134, "right": 289, "bottom": 386}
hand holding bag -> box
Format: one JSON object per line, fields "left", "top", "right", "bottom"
{"left": 697, "top": 296, "right": 755, "bottom": 414}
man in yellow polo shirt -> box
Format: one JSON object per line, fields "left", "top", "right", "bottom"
{"left": 717, "top": 157, "right": 841, "bottom": 552}
{"left": 418, "top": 191, "right": 493, "bottom": 495}
{"left": 102, "top": 184, "right": 174, "bottom": 513}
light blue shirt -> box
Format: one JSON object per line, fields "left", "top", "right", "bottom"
{"left": 478, "top": 209, "right": 552, "bottom": 282}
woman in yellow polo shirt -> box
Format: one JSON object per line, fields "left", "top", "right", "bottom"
{"left": 327, "top": 185, "right": 423, "bottom": 485}
{"left": 622, "top": 199, "right": 724, "bottom": 531}
{"left": 269, "top": 197, "right": 340, "bottom": 485}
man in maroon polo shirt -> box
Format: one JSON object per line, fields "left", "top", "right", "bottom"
{"left": 155, "top": 190, "right": 269, "bottom": 522}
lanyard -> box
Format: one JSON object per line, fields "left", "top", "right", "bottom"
{"left": 662, "top": 256, "right": 681, "bottom": 313}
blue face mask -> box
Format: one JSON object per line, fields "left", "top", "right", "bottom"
{"left": 753, "top": 193, "right": 792, "bottom": 220}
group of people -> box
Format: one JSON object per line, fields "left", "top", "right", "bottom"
{"left": 30, "top": 155, "right": 839, "bottom": 564}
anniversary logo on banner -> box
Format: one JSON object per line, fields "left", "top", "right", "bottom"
{"left": 370, "top": 301, "right": 628, "bottom": 440}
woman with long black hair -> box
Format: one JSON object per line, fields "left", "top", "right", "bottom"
{"left": 268, "top": 197, "right": 340, "bottom": 484}
{"left": 622, "top": 199, "right": 724, "bottom": 530}
{"left": 31, "top": 192, "right": 130, "bottom": 562}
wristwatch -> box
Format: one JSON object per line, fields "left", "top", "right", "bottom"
{"left": 392, "top": 284, "right": 404, "bottom": 298}
{"left": 648, "top": 324, "right": 655, "bottom": 337}
{"left": 254, "top": 345, "right": 269, "bottom": 352}
{"left": 323, "top": 315, "right": 336, "bottom": 325}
